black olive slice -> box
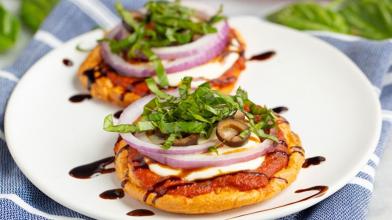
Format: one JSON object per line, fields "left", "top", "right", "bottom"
{"left": 216, "top": 119, "right": 250, "bottom": 147}
{"left": 172, "top": 134, "right": 199, "bottom": 146}
{"left": 232, "top": 110, "right": 245, "bottom": 120}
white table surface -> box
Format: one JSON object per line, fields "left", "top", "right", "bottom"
{"left": 1, "top": 0, "right": 390, "bottom": 219}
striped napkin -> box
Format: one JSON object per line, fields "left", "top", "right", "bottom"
{"left": 1, "top": 0, "right": 392, "bottom": 219}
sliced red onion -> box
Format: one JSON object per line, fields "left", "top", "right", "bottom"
{"left": 152, "top": 21, "right": 229, "bottom": 60}
{"left": 118, "top": 91, "right": 275, "bottom": 168}
{"left": 119, "top": 93, "right": 216, "bottom": 155}
{"left": 101, "top": 19, "right": 229, "bottom": 78}
{"left": 138, "top": 139, "right": 274, "bottom": 169}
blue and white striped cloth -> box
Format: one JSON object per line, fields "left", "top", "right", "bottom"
{"left": 1, "top": 0, "right": 392, "bottom": 219}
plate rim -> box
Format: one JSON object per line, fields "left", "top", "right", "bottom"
{"left": 4, "top": 16, "right": 382, "bottom": 219}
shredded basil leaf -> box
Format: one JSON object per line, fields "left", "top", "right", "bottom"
{"left": 162, "top": 133, "right": 177, "bottom": 149}
{"left": 208, "top": 146, "right": 219, "bottom": 155}
{"left": 209, "top": 4, "right": 226, "bottom": 24}
{"left": 178, "top": 76, "right": 192, "bottom": 98}
{"left": 145, "top": 78, "right": 171, "bottom": 99}
{"left": 104, "top": 77, "right": 279, "bottom": 146}
{"left": 103, "top": 114, "right": 138, "bottom": 133}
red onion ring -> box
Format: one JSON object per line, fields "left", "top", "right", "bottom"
{"left": 152, "top": 21, "right": 229, "bottom": 60}
{"left": 138, "top": 139, "right": 274, "bottom": 169}
{"left": 118, "top": 91, "right": 275, "bottom": 168}
{"left": 101, "top": 20, "right": 229, "bottom": 78}
{"left": 119, "top": 93, "right": 217, "bottom": 155}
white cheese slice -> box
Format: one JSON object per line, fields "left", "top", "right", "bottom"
{"left": 147, "top": 133, "right": 265, "bottom": 181}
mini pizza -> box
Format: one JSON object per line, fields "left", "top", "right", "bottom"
{"left": 77, "top": 1, "right": 246, "bottom": 107}
{"left": 104, "top": 77, "right": 305, "bottom": 214}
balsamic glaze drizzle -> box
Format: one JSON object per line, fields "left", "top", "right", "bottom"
{"left": 272, "top": 106, "right": 289, "bottom": 114}
{"left": 62, "top": 58, "right": 73, "bottom": 67}
{"left": 126, "top": 209, "right": 155, "bottom": 216}
{"left": 227, "top": 185, "right": 328, "bottom": 219}
{"left": 69, "top": 94, "right": 92, "bottom": 103}
{"left": 248, "top": 51, "right": 276, "bottom": 61}
{"left": 113, "top": 110, "right": 123, "bottom": 119}
{"left": 99, "top": 188, "right": 124, "bottom": 199}
{"left": 69, "top": 156, "right": 115, "bottom": 179}
{"left": 302, "top": 156, "right": 326, "bottom": 168}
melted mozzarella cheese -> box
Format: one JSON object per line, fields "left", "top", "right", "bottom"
{"left": 165, "top": 52, "right": 239, "bottom": 87}
{"left": 147, "top": 133, "right": 265, "bottom": 181}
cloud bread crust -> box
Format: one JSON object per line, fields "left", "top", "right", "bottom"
{"left": 114, "top": 121, "right": 304, "bottom": 214}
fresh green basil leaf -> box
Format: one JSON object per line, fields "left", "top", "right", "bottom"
{"left": 158, "top": 121, "right": 207, "bottom": 134}
{"left": 0, "top": 4, "right": 20, "bottom": 53}
{"left": 340, "top": 0, "right": 392, "bottom": 40}
{"left": 110, "top": 33, "right": 138, "bottom": 53}
{"left": 209, "top": 4, "right": 226, "bottom": 24}
{"left": 20, "top": 0, "right": 58, "bottom": 32}
{"left": 253, "top": 128, "right": 278, "bottom": 142}
{"left": 103, "top": 114, "right": 138, "bottom": 133}
{"left": 208, "top": 146, "right": 219, "bottom": 155}
{"left": 178, "top": 76, "right": 192, "bottom": 98}
{"left": 115, "top": 1, "right": 139, "bottom": 31}
{"left": 145, "top": 78, "right": 171, "bottom": 99}
{"left": 267, "top": 2, "right": 349, "bottom": 33}
{"left": 152, "top": 59, "right": 169, "bottom": 87}
{"left": 162, "top": 133, "right": 177, "bottom": 149}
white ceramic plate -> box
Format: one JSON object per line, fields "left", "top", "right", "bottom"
{"left": 5, "top": 17, "right": 381, "bottom": 220}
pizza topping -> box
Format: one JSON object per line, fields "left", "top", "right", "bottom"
{"left": 100, "top": 1, "right": 229, "bottom": 87}
{"left": 104, "top": 78, "right": 278, "bottom": 169}
{"left": 216, "top": 119, "right": 250, "bottom": 147}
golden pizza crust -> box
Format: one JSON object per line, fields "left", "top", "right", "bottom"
{"left": 114, "top": 122, "right": 305, "bottom": 214}
{"left": 78, "top": 46, "right": 144, "bottom": 107}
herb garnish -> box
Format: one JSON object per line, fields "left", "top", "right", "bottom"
{"left": 208, "top": 146, "right": 219, "bottom": 155}
{"left": 104, "top": 1, "right": 225, "bottom": 87}
{"left": 104, "top": 77, "right": 278, "bottom": 149}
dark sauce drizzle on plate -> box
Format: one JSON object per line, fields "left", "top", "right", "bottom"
{"left": 127, "top": 209, "right": 155, "bottom": 216}
{"left": 68, "top": 94, "right": 92, "bottom": 103}
{"left": 99, "top": 188, "right": 124, "bottom": 199}
{"left": 248, "top": 51, "right": 276, "bottom": 61}
{"left": 69, "top": 156, "right": 115, "bottom": 179}
{"left": 114, "top": 110, "right": 124, "bottom": 119}
{"left": 227, "top": 185, "right": 328, "bottom": 219}
{"left": 302, "top": 156, "right": 326, "bottom": 168}
{"left": 62, "top": 58, "right": 73, "bottom": 67}
{"left": 272, "top": 106, "right": 289, "bottom": 114}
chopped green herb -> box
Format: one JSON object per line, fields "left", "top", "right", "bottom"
{"left": 162, "top": 133, "right": 177, "bottom": 149}
{"left": 104, "top": 77, "right": 280, "bottom": 148}
{"left": 209, "top": 4, "right": 226, "bottom": 24}
{"left": 208, "top": 146, "right": 219, "bottom": 155}
{"left": 145, "top": 78, "right": 171, "bottom": 99}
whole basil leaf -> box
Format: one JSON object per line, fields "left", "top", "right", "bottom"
{"left": 267, "top": 2, "right": 349, "bottom": 33}
{"left": 340, "top": 0, "right": 392, "bottom": 40}
{"left": 0, "top": 4, "right": 20, "bottom": 53}
{"left": 20, "top": 0, "right": 58, "bottom": 32}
